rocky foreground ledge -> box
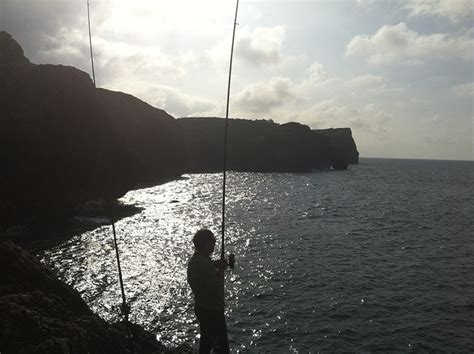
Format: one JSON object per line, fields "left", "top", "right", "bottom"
{"left": 0, "top": 241, "right": 190, "bottom": 353}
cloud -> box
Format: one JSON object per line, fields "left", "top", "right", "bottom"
{"left": 235, "top": 25, "right": 286, "bottom": 66}
{"left": 308, "top": 61, "right": 326, "bottom": 82}
{"left": 297, "top": 98, "right": 392, "bottom": 135}
{"left": 233, "top": 77, "right": 295, "bottom": 114}
{"left": 355, "top": 0, "right": 473, "bottom": 24}
{"left": 296, "top": 61, "right": 389, "bottom": 103}
{"left": 452, "top": 82, "right": 474, "bottom": 97}
{"left": 95, "top": 40, "right": 195, "bottom": 86}
{"left": 0, "top": 0, "right": 110, "bottom": 66}
{"left": 346, "top": 75, "right": 387, "bottom": 93}
{"left": 403, "top": 0, "right": 474, "bottom": 23}
{"left": 355, "top": 0, "right": 378, "bottom": 8}
{"left": 138, "top": 85, "right": 220, "bottom": 118}
{"left": 346, "top": 22, "right": 474, "bottom": 65}
{"left": 35, "top": 27, "right": 90, "bottom": 70}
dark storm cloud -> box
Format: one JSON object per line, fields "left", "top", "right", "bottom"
{"left": 0, "top": 0, "right": 107, "bottom": 69}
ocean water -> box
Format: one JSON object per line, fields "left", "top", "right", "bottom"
{"left": 41, "top": 158, "right": 474, "bottom": 352}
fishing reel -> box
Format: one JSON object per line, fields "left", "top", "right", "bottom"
{"left": 228, "top": 253, "right": 235, "bottom": 269}
{"left": 119, "top": 301, "right": 131, "bottom": 318}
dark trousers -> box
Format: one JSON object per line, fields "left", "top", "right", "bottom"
{"left": 195, "top": 306, "right": 229, "bottom": 354}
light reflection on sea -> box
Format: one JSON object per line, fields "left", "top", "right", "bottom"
{"left": 43, "top": 173, "right": 269, "bottom": 349}
{"left": 41, "top": 159, "right": 474, "bottom": 352}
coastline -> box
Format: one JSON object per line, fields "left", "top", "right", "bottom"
{"left": 0, "top": 240, "right": 192, "bottom": 353}
{"left": 0, "top": 201, "right": 143, "bottom": 254}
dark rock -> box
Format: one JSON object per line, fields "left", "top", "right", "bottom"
{"left": 178, "top": 117, "right": 359, "bottom": 172}
{"left": 1, "top": 31, "right": 359, "bottom": 213}
{"left": 0, "top": 31, "right": 186, "bottom": 210}
{"left": 330, "top": 159, "right": 349, "bottom": 170}
{"left": 314, "top": 128, "right": 359, "bottom": 164}
{"left": 96, "top": 89, "right": 185, "bottom": 186}
{"left": 0, "top": 31, "right": 30, "bottom": 66}
{"left": 0, "top": 241, "right": 169, "bottom": 353}
{"left": 0, "top": 201, "right": 143, "bottom": 253}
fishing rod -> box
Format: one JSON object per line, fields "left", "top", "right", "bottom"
{"left": 86, "top": 1, "right": 133, "bottom": 352}
{"left": 221, "top": 0, "right": 239, "bottom": 269}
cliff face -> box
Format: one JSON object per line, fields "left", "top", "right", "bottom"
{"left": 96, "top": 89, "right": 185, "bottom": 187}
{"left": 1, "top": 31, "right": 359, "bottom": 210}
{"left": 178, "top": 118, "right": 359, "bottom": 172}
{"left": 312, "top": 128, "right": 359, "bottom": 169}
{"left": 0, "top": 31, "right": 30, "bottom": 66}
{"left": 0, "top": 241, "right": 168, "bottom": 353}
{"left": 0, "top": 31, "right": 185, "bottom": 209}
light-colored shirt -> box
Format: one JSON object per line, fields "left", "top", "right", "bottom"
{"left": 187, "top": 251, "right": 224, "bottom": 312}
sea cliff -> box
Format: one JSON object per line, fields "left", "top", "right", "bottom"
{"left": 1, "top": 31, "right": 185, "bottom": 210}
{"left": 1, "top": 31, "right": 359, "bottom": 211}
{"left": 178, "top": 118, "right": 358, "bottom": 172}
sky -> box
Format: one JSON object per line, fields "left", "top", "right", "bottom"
{"left": 1, "top": 0, "right": 473, "bottom": 160}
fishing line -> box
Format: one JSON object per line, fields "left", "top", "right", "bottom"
{"left": 86, "top": 1, "right": 133, "bottom": 352}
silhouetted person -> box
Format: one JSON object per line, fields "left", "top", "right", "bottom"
{"left": 187, "top": 229, "right": 229, "bottom": 353}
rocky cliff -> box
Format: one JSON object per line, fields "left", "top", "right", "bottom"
{"left": 1, "top": 31, "right": 359, "bottom": 211}
{"left": 178, "top": 118, "right": 359, "bottom": 172}
{"left": 0, "top": 241, "right": 173, "bottom": 353}
{"left": 0, "top": 31, "right": 185, "bottom": 210}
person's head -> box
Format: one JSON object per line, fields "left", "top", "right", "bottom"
{"left": 193, "top": 229, "right": 216, "bottom": 255}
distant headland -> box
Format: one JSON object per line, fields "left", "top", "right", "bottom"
{"left": 0, "top": 31, "right": 359, "bottom": 210}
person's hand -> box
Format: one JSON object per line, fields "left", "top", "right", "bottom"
{"left": 213, "top": 258, "right": 228, "bottom": 271}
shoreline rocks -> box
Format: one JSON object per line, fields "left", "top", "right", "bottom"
{"left": 0, "top": 241, "right": 192, "bottom": 353}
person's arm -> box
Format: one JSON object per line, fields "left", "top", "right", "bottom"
{"left": 212, "top": 258, "right": 228, "bottom": 272}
